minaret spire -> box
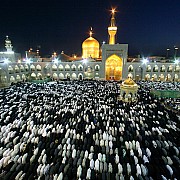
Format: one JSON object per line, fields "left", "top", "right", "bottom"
{"left": 5, "top": 35, "right": 13, "bottom": 52}
{"left": 108, "top": 8, "right": 117, "bottom": 44}
{"left": 110, "top": 9, "right": 116, "bottom": 27}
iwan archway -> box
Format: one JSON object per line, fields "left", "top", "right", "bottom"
{"left": 105, "top": 54, "right": 123, "bottom": 80}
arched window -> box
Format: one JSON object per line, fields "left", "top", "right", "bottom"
{"left": 52, "top": 64, "right": 57, "bottom": 71}
{"left": 14, "top": 65, "right": 20, "bottom": 73}
{"left": 175, "top": 65, "right": 179, "bottom": 72}
{"left": 24, "top": 64, "right": 29, "bottom": 71}
{"left": 10, "top": 76, "right": 16, "bottom": 83}
{"left": 53, "top": 73, "right": 58, "bottom": 79}
{"left": 37, "top": 73, "right": 42, "bottom": 79}
{"left": 153, "top": 65, "right": 158, "bottom": 72}
{"left": 128, "top": 65, "right": 133, "bottom": 72}
{"left": 145, "top": 74, "right": 150, "bottom": 80}
{"left": 95, "top": 65, "right": 100, "bottom": 71}
{"left": 59, "top": 73, "right": 64, "bottom": 79}
{"left": 20, "top": 65, "right": 24, "bottom": 72}
{"left": 72, "top": 73, "right": 77, "bottom": 79}
{"left": 167, "top": 65, "right": 173, "bottom": 72}
{"left": 8, "top": 66, "right": 14, "bottom": 74}
{"left": 78, "top": 65, "right": 83, "bottom": 71}
{"left": 30, "top": 64, "right": 35, "bottom": 71}
{"left": 22, "top": 74, "right": 26, "bottom": 81}
{"left": 160, "top": 65, "right": 165, "bottom": 72}
{"left": 159, "top": 74, "right": 164, "bottom": 81}
{"left": 31, "top": 72, "right": 36, "bottom": 80}
{"left": 65, "top": 64, "right": 70, "bottom": 71}
{"left": 59, "top": 65, "right": 64, "bottom": 71}
{"left": 36, "top": 64, "right": 42, "bottom": 71}
{"left": 174, "top": 74, "right": 178, "bottom": 81}
{"left": 78, "top": 73, "right": 83, "bottom": 80}
{"left": 65, "top": 73, "right": 70, "bottom": 79}
{"left": 146, "top": 65, "right": 151, "bottom": 72}
{"left": 166, "top": 74, "right": 171, "bottom": 81}
{"left": 16, "top": 75, "right": 21, "bottom": 81}
{"left": 152, "top": 74, "right": 157, "bottom": 81}
{"left": 71, "top": 64, "right": 76, "bottom": 71}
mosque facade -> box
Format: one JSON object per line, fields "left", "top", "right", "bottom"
{"left": 0, "top": 10, "right": 179, "bottom": 87}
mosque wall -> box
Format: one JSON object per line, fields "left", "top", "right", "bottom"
{"left": 0, "top": 61, "right": 105, "bottom": 86}
{"left": 0, "top": 60, "right": 179, "bottom": 87}
{"left": 0, "top": 52, "right": 21, "bottom": 63}
{"left": 125, "top": 62, "right": 180, "bottom": 81}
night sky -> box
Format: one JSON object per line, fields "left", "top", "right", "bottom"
{"left": 0, "top": 0, "right": 180, "bottom": 57}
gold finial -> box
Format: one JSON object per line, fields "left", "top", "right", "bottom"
{"left": 110, "top": 8, "right": 116, "bottom": 27}
{"left": 89, "top": 27, "right": 93, "bottom": 37}
{"left": 111, "top": 8, "right": 116, "bottom": 15}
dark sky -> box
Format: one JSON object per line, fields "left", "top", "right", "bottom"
{"left": 0, "top": 0, "right": 180, "bottom": 57}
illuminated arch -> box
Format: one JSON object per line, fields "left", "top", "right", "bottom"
{"left": 37, "top": 73, "right": 42, "bottom": 79}
{"left": 59, "top": 64, "right": 64, "bottom": 71}
{"left": 71, "top": 64, "right": 76, "bottom": 71}
{"left": 0, "top": 68, "right": 7, "bottom": 83}
{"left": 167, "top": 65, "right": 173, "bottom": 72}
{"left": 20, "top": 65, "right": 24, "bottom": 72}
{"left": 65, "top": 73, "right": 70, "bottom": 78}
{"left": 160, "top": 65, "right": 165, "bottom": 72}
{"left": 84, "top": 66, "right": 93, "bottom": 79}
{"left": 159, "top": 74, "right": 164, "bottom": 81}
{"left": 53, "top": 73, "right": 58, "bottom": 79}
{"left": 128, "top": 65, "right": 133, "bottom": 72}
{"left": 95, "top": 64, "right": 100, "bottom": 71}
{"left": 146, "top": 65, "right": 151, "bottom": 72}
{"left": 174, "top": 74, "right": 179, "bottom": 81}
{"left": 78, "top": 73, "right": 83, "bottom": 80}
{"left": 14, "top": 65, "right": 20, "bottom": 72}
{"left": 175, "top": 65, "right": 179, "bottom": 72}
{"left": 105, "top": 54, "right": 123, "bottom": 80}
{"left": 166, "top": 74, "right": 171, "bottom": 81}
{"left": 10, "top": 76, "right": 16, "bottom": 83}
{"left": 59, "top": 73, "right": 64, "bottom": 79}
{"left": 22, "top": 74, "right": 26, "bottom": 80}
{"left": 36, "top": 64, "right": 42, "bottom": 71}
{"left": 145, "top": 74, "right": 150, "bottom": 80}
{"left": 65, "top": 64, "right": 70, "bottom": 71}
{"left": 153, "top": 65, "right": 158, "bottom": 72}
{"left": 24, "top": 64, "right": 29, "bottom": 71}
{"left": 152, "top": 74, "right": 157, "bottom": 81}
{"left": 16, "top": 75, "right": 21, "bottom": 81}
{"left": 78, "top": 64, "right": 83, "bottom": 71}
{"left": 72, "top": 73, "right": 77, "bottom": 79}
{"left": 30, "top": 64, "right": 35, "bottom": 71}
{"left": 31, "top": 72, "right": 36, "bottom": 77}
{"left": 52, "top": 64, "right": 57, "bottom": 71}
{"left": 8, "top": 65, "right": 14, "bottom": 74}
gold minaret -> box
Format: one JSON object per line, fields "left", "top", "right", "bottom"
{"left": 108, "top": 9, "right": 117, "bottom": 44}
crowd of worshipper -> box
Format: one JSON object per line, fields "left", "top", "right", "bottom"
{"left": 138, "top": 81, "right": 180, "bottom": 113}
{"left": 0, "top": 80, "right": 179, "bottom": 180}
{"left": 140, "top": 81, "right": 180, "bottom": 91}
{"left": 163, "top": 98, "right": 180, "bottom": 113}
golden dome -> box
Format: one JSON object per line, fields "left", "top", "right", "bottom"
{"left": 123, "top": 77, "right": 136, "bottom": 85}
{"left": 82, "top": 37, "right": 99, "bottom": 48}
{"left": 82, "top": 30, "right": 100, "bottom": 58}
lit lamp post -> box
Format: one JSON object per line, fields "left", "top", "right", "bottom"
{"left": 174, "top": 47, "right": 178, "bottom": 59}
{"left": 166, "top": 48, "right": 170, "bottom": 59}
{"left": 142, "top": 58, "right": 148, "bottom": 80}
